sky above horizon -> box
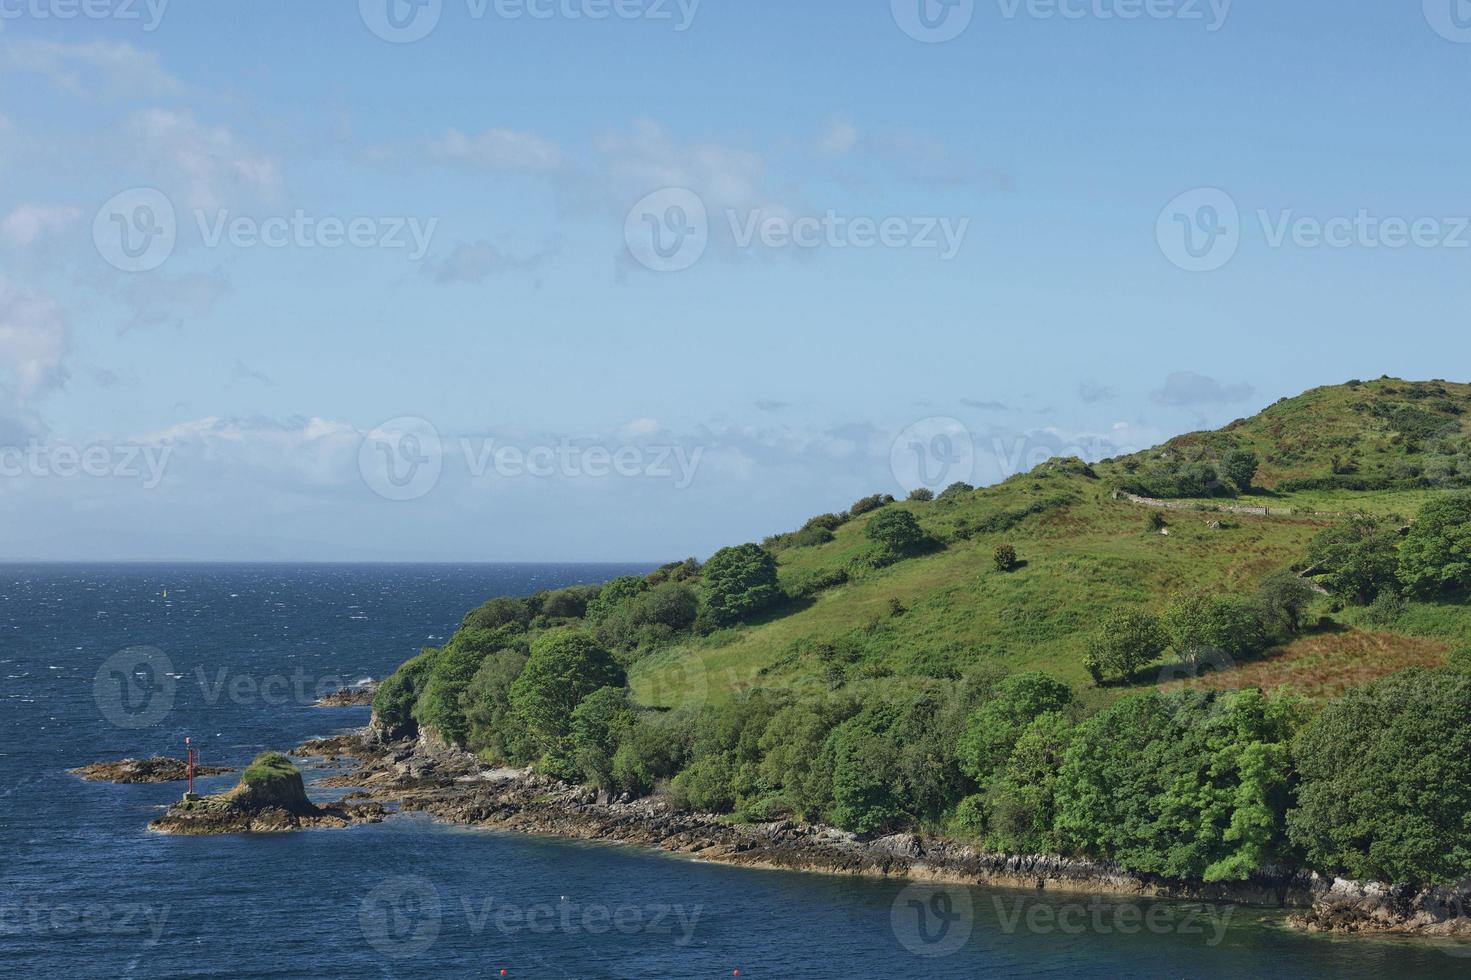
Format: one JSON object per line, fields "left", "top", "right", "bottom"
{"left": 1, "top": 1, "right": 1469, "bottom": 561}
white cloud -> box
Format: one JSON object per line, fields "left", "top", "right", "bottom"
{"left": 129, "top": 109, "right": 283, "bottom": 210}
{"left": 1, "top": 205, "right": 83, "bottom": 247}
{"left": 597, "top": 119, "right": 776, "bottom": 216}
{"left": 0, "top": 276, "right": 70, "bottom": 402}
{"left": 431, "top": 128, "right": 565, "bottom": 175}
{"left": 0, "top": 40, "right": 183, "bottom": 100}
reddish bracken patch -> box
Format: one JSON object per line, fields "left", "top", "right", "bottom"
{"left": 1162, "top": 629, "right": 1449, "bottom": 702}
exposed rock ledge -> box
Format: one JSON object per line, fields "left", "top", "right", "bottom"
{"left": 70, "top": 758, "right": 234, "bottom": 784}
{"left": 316, "top": 680, "right": 379, "bottom": 707}
{"left": 149, "top": 751, "right": 385, "bottom": 835}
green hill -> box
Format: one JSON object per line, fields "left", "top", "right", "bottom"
{"left": 371, "top": 378, "right": 1471, "bottom": 890}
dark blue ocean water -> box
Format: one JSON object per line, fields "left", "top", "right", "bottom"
{"left": 1, "top": 563, "right": 1467, "bottom": 978}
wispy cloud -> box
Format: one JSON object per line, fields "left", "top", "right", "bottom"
{"left": 0, "top": 39, "right": 182, "bottom": 100}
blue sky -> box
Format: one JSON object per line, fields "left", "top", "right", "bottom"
{"left": 1, "top": 1, "right": 1469, "bottom": 561}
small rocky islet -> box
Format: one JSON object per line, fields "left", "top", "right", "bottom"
{"left": 147, "top": 751, "right": 385, "bottom": 835}
{"left": 69, "top": 757, "right": 235, "bottom": 784}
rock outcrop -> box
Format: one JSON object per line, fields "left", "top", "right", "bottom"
{"left": 149, "top": 751, "right": 384, "bottom": 835}
{"left": 70, "top": 758, "right": 234, "bottom": 783}
{"left": 316, "top": 681, "right": 379, "bottom": 707}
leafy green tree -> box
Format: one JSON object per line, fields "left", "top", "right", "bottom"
{"left": 757, "top": 694, "right": 859, "bottom": 820}
{"left": 462, "top": 596, "right": 532, "bottom": 632}
{"left": 984, "top": 711, "right": 1074, "bottom": 854}
{"left": 1252, "top": 570, "right": 1316, "bottom": 641}
{"left": 849, "top": 493, "right": 894, "bottom": 516}
{"left": 585, "top": 576, "right": 649, "bottom": 624}
{"left": 938, "top": 482, "right": 975, "bottom": 501}
{"left": 1162, "top": 591, "right": 1266, "bottom": 669}
{"left": 957, "top": 672, "right": 1072, "bottom": 784}
{"left": 568, "top": 686, "right": 636, "bottom": 789}
{"left": 1398, "top": 492, "right": 1471, "bottom": 597}
{"left": 1083, "top": 609, "right": 1168, "bottom": 684}
{"left": 700, "top": 544, "right": 784, "bottom": 628}
{"left": 906, "top": 487, "right": 935, "bottom": 502}
{"left": 508, "top": 630, "right": 625, "bottom": 762}
{"left": 464, "top": 648, "right": 531, "bottom": 763}
{"left": 597, "top": 582, "right": 699, "bottom": 655}
{"left": 865, "top": 509, "right": 930, "bottom": 559}
{"left": 1221, "top": 450, "right": 1260, "bottom": 493}
{"left": 413, "top": 635, "right": 501, "bottom": 745}
{"left": 1287, "top": 667, "right": 1471, "bottom": 886}
{"left": 1305, "top": 514, "right": 1402, "bottom": 604}
{"left": 826, "top": 693, "right": 965, "bottom": 834}
{"left": 372, "top": 650, "right": 435, "bottom": 739}
{"left": 1053, "top": 689, "right": 1301, "bottom": 881}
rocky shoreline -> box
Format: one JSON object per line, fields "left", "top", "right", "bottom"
{"left": 70, "top": 758, "right": 234, "bottom": 784}
{"left": 315, "top": 681, "right": 380, "bottom": 708}
{"left": 287, "top": 727, "right": 1466, "bottom": 942}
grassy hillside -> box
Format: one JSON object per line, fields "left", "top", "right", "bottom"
{"left": 630, "top": 378, "right": 1471, "bottom": 711}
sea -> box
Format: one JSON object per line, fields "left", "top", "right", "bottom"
{"left": 0, "top": 562, "right": 1466, "bottom": 978}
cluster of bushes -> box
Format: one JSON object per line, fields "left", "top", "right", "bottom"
{"left": 1083, "top": 572, "right": 1315, "bottom": 685}
{"left": 1116, "top": 449, "right": 1258, "bottom": 500}
{"left": 1303, "top": 493, "right": 1471, "bottom": 605}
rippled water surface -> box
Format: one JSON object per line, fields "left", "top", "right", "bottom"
{"left": 2, "top": 563, "right": 1467, "bottom": 978}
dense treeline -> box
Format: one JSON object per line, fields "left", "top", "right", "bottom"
{"left": 375, "top": 491, "right": 1471, "bottom": 889}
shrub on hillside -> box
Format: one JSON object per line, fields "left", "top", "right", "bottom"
{"left": 1162, "top": 591, "right": 1267, "bottom": 669}
{"left": 1251, "top": 570, "right": 1317, "bottom": 641}
{"left": 938, "top": 481, "right": 975, "bottom": 501}
{"left": 849, "top": 493, "right": 895, "bottom": 517}
{"left": 993, "top": 544, "right": 1019, "bottom": 572}
{"left": 1083, "top": 610, "right": 1168, "bottom": 684}
{"left": 1221, "top": 449, "right": 1259, "bottom": 493}
{"left": 372, "top": 650, "right": 435, "bottom": 739}
{"left": 906, "top": 487, "right": 935, "bottom": 502}
{"left": 865, "top": 509, "right": 932, "bottom": 561}
{"left": 464, "top": 648, "right": 532, "bottom": 763}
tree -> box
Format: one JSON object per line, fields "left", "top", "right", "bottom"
{"left": 1053, "top": 689, "right": 1300, "bottom": 881}
{"left": 1398, "top": 492, "right": 1471, "bottom": 597}
{"left": 993, "top": 544, "right": 1018, "bottom": 572}
{"left": 984, "top": 711, "right": 1074, "bottom": 855}
{"left": 585, "top": 576, "right": 649, "bottom": 624}
{"left": 906, "top": 487, "right": 935, "bottom": 502}
{"left": 509, "top": 630, "right": 625, "bottom": 759}
{"left": 1221, "top": 450, "right": 1260, "bottom": 494}
{"left": 699, "top": 544, "right": 784, "bottom": 628}
{"left": 1162, "top": 591, "right": 1265, "bottom": 669}
{"left": 464, "top": 648, "right": 531, "bottom": 763}
{"left": 1304, "top": 514, "right": 1402, "bottom": 604}
{"left": 1083, "top": 610, "right": 1168, "bottom": 684}
{"left": 1252, "top": 570, "right": 1316, "bottom": 641}
{"left": 568, "top": 686, "right": 636, "bottom": 789}
{"left": 1287, "top": 668, "right": 1471, "bottom": 886}
{"left": 462, "top": 596, "right": 532, "bottom": 632}
{"left": 938, "top": 482, "right": 975, "bottom": 501}
{"left": 849, "top": 493, "right": 895, "bottom": 516}
{"left": 865, "top": 509, "right": 930, "bottom": 558}
{"left": 956, "top": 672, "right": 1072, "bottom": 784}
